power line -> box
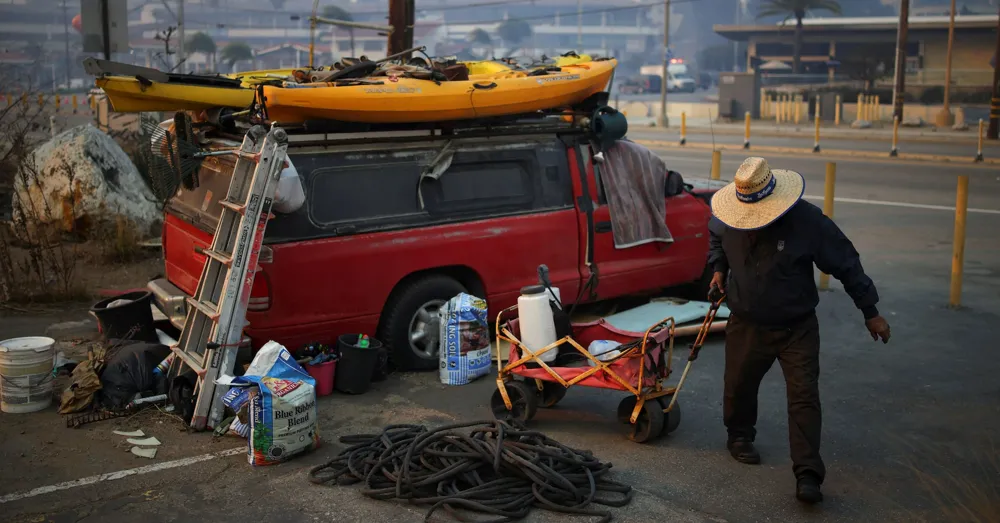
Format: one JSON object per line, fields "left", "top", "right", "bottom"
{"left": 186, "top": 0, "right": 699, "bottom": 31}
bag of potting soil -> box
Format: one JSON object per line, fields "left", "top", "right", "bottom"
{"left": 438, "top": 293, "right": 491, "bottom": 386}
{"left": 230, "top": 374, "right": 319, "bottom": 466}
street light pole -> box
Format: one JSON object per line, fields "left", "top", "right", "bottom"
{"left": 988, "top": 4, "right": 1000, "bottom": 139}
{"left": 178, "top": 0, "right": 185, "bottom": 73}
{"left": 935, "top": 0, "right": 957, "bottom": 128}
{"left": 577, "top": 0, "right": 582, "bottom": 50}
{"left": 891, "top": 0, "right": 909, "bottom": 122}
{"left": 659, "top": 0, "right": 670, "bottom": 127}
{"left": 62, "top": 0, "right": 72, "bottom": 88}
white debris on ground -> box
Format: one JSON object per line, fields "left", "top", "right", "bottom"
{"left": 11, "top": 124, "right": 159, "bottom": 238}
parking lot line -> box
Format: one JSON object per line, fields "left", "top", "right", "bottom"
{"left": 802, "top": 195, "right": 1000, "bottom": 215}
{"left": 0, "top": 447, "right": 244, "bottom": 504}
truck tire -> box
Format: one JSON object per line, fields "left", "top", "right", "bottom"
{"left": 379, "top": 275, "right": 467, "bottom": 371}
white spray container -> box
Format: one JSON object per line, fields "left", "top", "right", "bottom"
{"left": 517, "top": 285, "right": 558, "bottom": 363}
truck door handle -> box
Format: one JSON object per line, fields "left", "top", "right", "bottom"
{"left": 595, "top": 221, "right": 612, "bottom": 233}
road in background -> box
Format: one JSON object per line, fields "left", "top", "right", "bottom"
{"left": 631, "top": 128, "right": 1000, "bottom": 158}
{"left": 616, "top": 88, "right": 718, "bottom": 104}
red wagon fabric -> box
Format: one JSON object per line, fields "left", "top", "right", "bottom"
{"left": 503, "top": 318, "right": 673, "bottom": 392}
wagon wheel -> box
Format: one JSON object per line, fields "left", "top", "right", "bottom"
{"left": 490, "top": 381, "right": 539, "bottom": 423}
{"left": 623, "top": 399, "right": 664, "bottom": 443}
{"left": 536, "top": 380, "right": 567, "bottom": 408}
{"left": 656, "top": 395, "right": 682, "bottom": 435}
{"left": 616, "top": 395, "right": 638, "bottom": 424}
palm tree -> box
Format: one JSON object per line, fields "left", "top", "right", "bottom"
{"left": 323, "top": 5, "right": 355, "bottom": 58}
{"left": 186, "top": 32, "right": 217, "bottom": 72}
{"left": 466, "top": 28, "right": 494, "bottom": 58}
{"left": 220, "top": 42, "right": 254, "bottom": 73}
{"left": 757, "top": 0, "right": 842, "bottom": 74}
{"left": 496, "top": 19, "right": 532, "bottom": 54}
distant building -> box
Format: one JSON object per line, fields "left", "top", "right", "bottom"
{"left": 714, "top": 15, "right": 997, "bottom": 87}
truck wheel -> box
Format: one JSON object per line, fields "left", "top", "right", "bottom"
{"left": 379, "top": 275, "right": 466, "bottom": 371}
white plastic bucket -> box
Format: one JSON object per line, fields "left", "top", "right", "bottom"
{"left": 0, "top": 336, "right": 57, "bottom": 414}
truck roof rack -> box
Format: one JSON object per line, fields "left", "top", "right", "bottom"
{"left": 208, "top": 91, "right": 627, "bottom": 149}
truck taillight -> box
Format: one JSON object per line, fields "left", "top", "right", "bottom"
{"left": 247, "top": 272, "right": 271, "bottom": 312}
{"left": 247, "top": 246, "right": 273, "bottom": 312}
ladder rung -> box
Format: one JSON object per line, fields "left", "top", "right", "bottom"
{"left": 170, "top": 345, "right": 206, "bottom": 375}
{"left": 202, "top": 248, "right": 232, "bottom": 266}
{"left": 185, "top": 296, "right": 220, "bottom": 320}
{"left": 219, "top": 200, "right": 244, "bottom": 213}
{"left": 235, "top": 150, "right": 261, "bottom": 162}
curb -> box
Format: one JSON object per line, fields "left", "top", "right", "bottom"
{"left": 634, "top": 139, "right": 1000, "bottom": 166}
{"left": 634, "top": 125, "right": 986, "bottom": 145}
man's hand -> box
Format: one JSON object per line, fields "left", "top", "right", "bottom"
{"left": 708, "top": 271, "right": 726, "bottom": 300}
{"left": 865, "top": 315, "right": 891, "bottom": 344}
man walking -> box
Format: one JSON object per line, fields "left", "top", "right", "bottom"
{"left": 708, "top": 157, "right": 891, "bottom": 503}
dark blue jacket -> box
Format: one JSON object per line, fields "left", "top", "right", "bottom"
{"left": 708, "top": 200, "right": 879, "bottom": 325}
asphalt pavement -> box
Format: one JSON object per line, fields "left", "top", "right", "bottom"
{"left": 3, "top": 108, "right": 999, "bottom": 523}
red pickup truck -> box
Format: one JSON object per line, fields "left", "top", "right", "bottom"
{"left": 148, "top": 128, "right": 720, "bottom": 371}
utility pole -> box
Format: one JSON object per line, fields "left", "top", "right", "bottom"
{"left": 577, "top": 0, "right": 582, "bottom": 50}
{"left": 935, "top": 0, "right": 956, "bottom": 128}
{"left": 178, "top": 0, "right": 185, "bottom": 73}
{"left": 891, "top": 0, "right": 909, "bottom": 122}
{"left": 387, "top": 0, "right": 414, "bottom": 58}
{"left": 62, "top": 0, "right": 72, "bottom": 88}
{"left": 988, "top": 3, "right": 1000, "bottom": 139}
{"left": 659, "top": 0, "right": 670, "bottom": 127}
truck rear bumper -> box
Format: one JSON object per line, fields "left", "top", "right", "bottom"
{"left": 148, "top": 277, "right": 188, "bottom": 330}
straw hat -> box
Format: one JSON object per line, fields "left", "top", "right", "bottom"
{"left": 710, "top": 157, "right": 805, "bottom": 230}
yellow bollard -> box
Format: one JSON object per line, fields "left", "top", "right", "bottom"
{"left": 813, "top": 114, "right": 822, "bottom": 153}
{"left": 710, "top": 150, "right": 721, "bottom": 180}
{"left": 72, "top": 94, "right": 78, "bottom": 114}
{"left": 855, "top": 94, "right": 863, "bottom": 122}
{"left": 975, "top": 119, "right": 984, "bottom": 162}
{"left": 680, "top": 112, "right": 687, "bottom": 145}
{"left": 4, "top": 94, "right": 10, "bottom": 106}
{"left": 743, "top": 111, "right": 751, "bottom": 149}
{"left": 873, "top": 95, "right": 881, "bottom": 122}
{"left": 794, "top": 94, "right": 802, "bottom": 124}
{"left": 818, "top": 162, "right": 837, "bottom": 290}
{"left": 834, "top": 94, "right": 841, "bottom": 126}
{"left": 890, "top": 115, "right": 900, "bottom": 157}
{"left": 37, "top": 93, "right": 44, "bottom": 109}
{"left": 949, "top": 175, "right": 969, "bottom": 307}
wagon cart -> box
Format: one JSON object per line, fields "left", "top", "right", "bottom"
{"left": 490, "top": 293, "right": 725, "bottom": 443}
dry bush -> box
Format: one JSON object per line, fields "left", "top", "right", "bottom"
{"left": 0, "top": 66, "right": 87, "bottom": 304}
{"left": 900, "top": 436, "right": 1000, "bottom": 522}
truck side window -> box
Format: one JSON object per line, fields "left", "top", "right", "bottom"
{"left": 308, "top": 162, "right": 422, "bottom": 225}
{"left": 424, "top": 162, "right": 533, "bottom": 215}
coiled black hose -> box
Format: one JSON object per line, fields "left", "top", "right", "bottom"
{"left": 308, "top": 420, "right": 633, "bottom": 523}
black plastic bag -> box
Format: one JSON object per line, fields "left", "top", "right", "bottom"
{"left": 99, "top": 340, "right": 170, "bottom": 410}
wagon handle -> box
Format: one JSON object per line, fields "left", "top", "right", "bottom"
{"left": 688, "top": 293, "right": 726, "bottom": 362}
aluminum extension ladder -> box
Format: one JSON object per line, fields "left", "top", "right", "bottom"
{"left": 168, "top": 124, "right": 289, "bottom": 431}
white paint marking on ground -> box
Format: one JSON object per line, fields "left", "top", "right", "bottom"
{"left": 0, "top": 447, "right": 244, "bottom": 504}
{"left": 802, "top": 194, "right": 1000, "bottom": 215}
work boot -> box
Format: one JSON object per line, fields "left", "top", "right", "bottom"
{"left": 796, "top": 474, "right": 823, "bottom": 504}
{"left": 727, "top": 438, "right": 761, "bottom": 464}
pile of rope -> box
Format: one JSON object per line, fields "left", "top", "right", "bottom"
{"left": 308, "top": 420, "right": 633, "bottom": 522}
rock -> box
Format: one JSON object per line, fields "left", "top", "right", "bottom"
{"left": 12, "top": 124, "right": 159, "bottom": 238}
{"left": 851, "top": 119, "right": 872, "bottom": 129}
{"left": 901, "top": 116, "right": 925, "bottom": 127}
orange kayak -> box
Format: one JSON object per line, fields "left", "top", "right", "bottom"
{"left": 260, "top": 59, "right": 617, "bottom": 124}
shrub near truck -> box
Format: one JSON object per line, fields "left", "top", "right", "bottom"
{"left": 150, "top": 132, "right": 720, "bottom": 371}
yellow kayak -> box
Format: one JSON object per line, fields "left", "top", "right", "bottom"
{"left": 95, "top": 76, "right": 255, "bottom": 113}
{"left": 261, "top": 59, "right": 617, "bottom": 124}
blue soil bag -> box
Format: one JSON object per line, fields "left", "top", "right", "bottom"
{"left": 438, "top": 293, "right": 492, "bottom": 386}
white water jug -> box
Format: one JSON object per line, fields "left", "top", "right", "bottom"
{"left": 517, "top": 285, "right": 558, "bottom": 363}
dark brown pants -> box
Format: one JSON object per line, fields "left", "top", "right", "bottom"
{"left": 723, "top": 313, "right": 825, "bottom": 482}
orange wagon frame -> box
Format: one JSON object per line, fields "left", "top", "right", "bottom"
{"left": 491, "top": 296, "right": 724, "bottom": 443}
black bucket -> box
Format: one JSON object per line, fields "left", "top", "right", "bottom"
{"left": 90, "top": 291, "right": 158, "bottom": 343}
{"left": 335, "top": 334, "right": 381, "bottom": 394}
